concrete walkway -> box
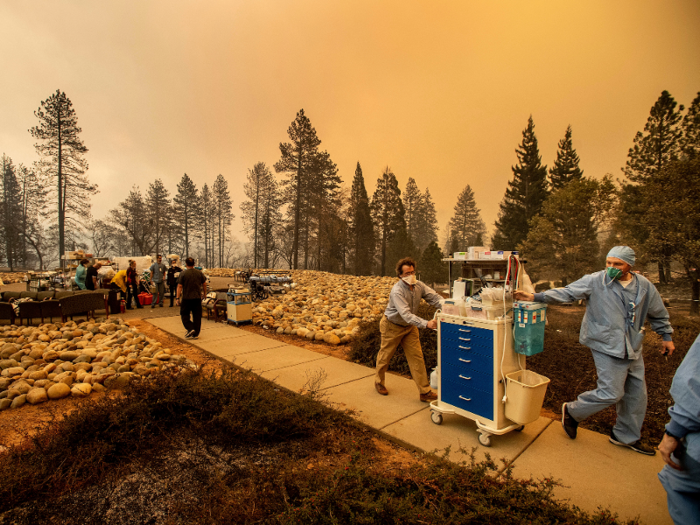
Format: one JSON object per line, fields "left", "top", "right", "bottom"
{"left": 146, "top": 314, "right": 671, "bottom": 524}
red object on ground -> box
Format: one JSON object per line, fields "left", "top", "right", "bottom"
{"left": 120, "top": 300, "right": 126, "bottom": 313}
{"left": 138, "top": 293, "right": 153, "bottom": 305}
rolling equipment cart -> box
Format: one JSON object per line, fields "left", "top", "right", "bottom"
{"left": 429, "top": 313, "right": 525, "bottom": 447}
{"left": 226, "top": 290, "right": 252, "bottom": 326}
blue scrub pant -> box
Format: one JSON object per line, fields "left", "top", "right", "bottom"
{"left": 568, "top": 350, "right": 646, "bottom": 444}
{"left": 658, "top": 433, "right": 700, "bottom": 525}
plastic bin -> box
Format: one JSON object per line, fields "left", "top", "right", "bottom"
{"left": 504, "top": 370, "right": 551, "bottom": 425}
{"left": 513, "top": 301, "right": 547, "bottom": 356}
{"left": 138, "top": 292, "right": 153, "bottom": 305}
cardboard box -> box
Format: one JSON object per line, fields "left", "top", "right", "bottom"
{"left": 453, "top": 252, "right": 467, "bottom": 260}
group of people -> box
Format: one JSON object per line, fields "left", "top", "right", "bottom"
{"left": 376, "top": 247, "right": 696, "bottom": 523}
{"left": 107, "top": 255, "right": 185, "bottom": 309}
{"left": 74, "top": 259, "right": 104, "bottom": 291}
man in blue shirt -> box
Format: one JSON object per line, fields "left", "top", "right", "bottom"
{"left": 149, "top": 254, "right": 167, "bottom": 308}
{"left": 375, "top": 257, "right": 442, "bottom": 402}
{"left": 515, "top": 246, "right": 674, "bottom": 455}
{"left": 658, "top": 333, "right": 700, "bottom": 524}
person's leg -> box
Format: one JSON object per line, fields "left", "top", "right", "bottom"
{"left": 126, "top": 286, "right": 134, "bottom": 309}
{"left": 180, "top": 299, "right": 194, "bottom": 333}
{"left": 192, "top": 301, "right": 202, "bottom": 336}
{"left": 158, "top": 282, "right": 165, "bottom": 306}
{"left": 169, "top": 285, "right": 175, "bottom": 307}
{"left": 132, "top": 283, "right": 143, "bottom": 308}
{"left": 375, "top": 317, "right": 408, "bottom": 388}
{"left": 400, "top": 326, "right": 432, "bottom": 395}
{"left": 567, "top": 350, "right": 629, "bottom": 423}
{"left": 612, "top": 354, "right": 647, "bottom": 444}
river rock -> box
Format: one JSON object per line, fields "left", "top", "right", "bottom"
{"left": 10, "top": 394, "right": 26, "bottom": 409}
{"left": 0, "top": 398, "right": 11, "bottom": 410}
{"left": 47, "top": 383, "right": 71, "bottom": 399}
{"left": 71, "top": 383, "right": 92, "bottom": 397}
{"left": 27, "top": 387, "right": 48, "bottom": 405}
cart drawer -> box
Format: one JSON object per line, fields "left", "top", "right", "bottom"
{"left": 442, "top": 344, "right": 492, "bottom": 373}
{"left": 440, "top": 323, "right": 493, "bottom": 344}
{"left": 441, "top": 377, "right": 493, "bottom": 420}
{"left": 443, "top": 362, "right": 492, "bottom": 392}
{"left": 442, "top": 338, "right": 494, "bottom": 365}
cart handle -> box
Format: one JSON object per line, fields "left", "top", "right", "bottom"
{"left": 458, "top": 358, "right": 471, "bottom": 363}
{"left": 459, "top": 337, "right": 471, "bottom": 342}
{"left": 458, "top": 395, "right": 472, "bottom": 401}
{"left": 459, "top": 375, "right": 472, "bottom": 380}
{"left": 458, "top": 345, "right": 471, "bottom": 350}
{"left": 458, "top": 329, "right": 471, "bottom": 333}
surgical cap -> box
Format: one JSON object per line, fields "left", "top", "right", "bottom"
{"left": 607, "top": 246, "right": 636, "bottom": 266}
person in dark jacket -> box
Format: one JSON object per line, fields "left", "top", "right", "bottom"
{"left": 167, "top": 257, "right": 183, "bottom": 307}
{"left": 125, "top": 260, "right": 143, "bottom": 309}
{"left": 85, "top": 262, "right": 102, "bottom": 291}
{"left": 176, "top": 257, "right": 207, "bottom": 339}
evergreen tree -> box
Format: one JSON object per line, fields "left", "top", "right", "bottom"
{"left": 622, "top": 90, "right": 685, "bottom": 282}
{"left": 492, "top": 116, "right": 549, "bottom": 250}
{"left": 173, "top": 173, "right": 199, "bottom": 258}
{"left": 241, "top": 163, "right": 280, "bottom": 268}
{"left": 520, "top": 178, "right": 600, "bottom": 286}
{"left": 200, "top": 184, "right": 213, "bottom": 266}
{"left": 145, "top": 179, "right": 171, "bottom": 258}
{"left": 274, "top": 109, "right": 323, "bottom": 269}
{"left": 370, "top": 167, "right": 406, "bottom": 276}
{"left": 307, "top": 149, "right": 340, "bottom": 270}
{"left": 29, "top": 90, "right": 97, "bottom": 262}
{"left": 17, "top": 163, "right": 48, "bottom": 269}
{"left": 549, "top": 125, "right": 583, "bottom": 190}
{"left": 212, "top": 174, "right": 233, "bottom": 268}
{"left": 348, "top": 162, "right": 375, "bottom": 275}
{"left": 680, "top": 92, "right": 700, "bottom": 159}
{"left": 413, "top": 188, "right": 439, "bottom": 253}
{"left": 624, "top": 90, "right": 684, "bottom": 183}
{"left": 419, "top": 241, "right": 446, "bottom": 287}
{"left": 111, "top": 186, "right": 150, "bottom": 255}
{"left": 447, "top": 185, "right": 486, "bottom": 251}
{"left": 402, "top": 177, "right": 422, "bottom": 235}
{"left": 1, "top": 156, "right": 24, "bottom": 270}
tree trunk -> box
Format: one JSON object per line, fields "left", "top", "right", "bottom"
{"left": 657, "top": 261, "right": 666, "bottom": 284}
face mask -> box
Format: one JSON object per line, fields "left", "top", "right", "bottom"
{"left": 402, "top": 274, "right": 417, "bottom": 286}
{"left": 606, "top": 267, "right": 623, "bottom": 281}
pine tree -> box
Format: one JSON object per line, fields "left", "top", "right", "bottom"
{"left": 145, "top": 179, "right": 171, "bottom": 258}
{"left": 111, "top": 186, "right": 149, "bottom": 255}
{"left": 274, "top": 109, "right": 323, "bottom": 269}
{"left": 624, "top": 90, "right": 684, "bottom": 183}
{"left": 212, "top": 174, "right": 233, "bottom": 268}
{"left": 348, "top": 162, "right": 375, "bottom": 275}
{"left": 549, "top": 125, "right": 583, "bottom": 190}
{"left": 241, "top": 163, "right": 280, "bottom": 268}
{"left": 1, "top": 155, "right": 24, "bottom": 270}
{"left": 413, "top": 188, "right": 439, "bottom": 253}
{"left": 370, "top": 167, "right": 406, "bottom": 276}
{"left": 29, "top": 90, "right": 97, "bottom": 262}
{"left": 419, "top": 241, "right": 446, "bottom": 287}
{"left": 680, "top": 92, "right": 700, "bottom": 159}
{"left": 200, "top": 184, "right": 213, "bottom": 266}
{"left": 173, "top": 173, "right": 199, "bottom": 259}
{"left": 622, "top": 90, "right": 685, "bottom": 282}
{"left": 447, "top": 185, "right": 486, "bottom": 251}
{"left": 520, "top": 178, "right": 600, "bottom": 285}
{"left": 492, "top": 116, "right": 549, "bottom": 250}
{"left": 17, "top": 163, "right": 48, "bottom": 269}
{"left": 402, "top": 178, "right": 422, "bottom": 235}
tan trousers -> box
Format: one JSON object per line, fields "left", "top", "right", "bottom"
{"left": 375, "top": 316, "right": 431, "bottom": 394}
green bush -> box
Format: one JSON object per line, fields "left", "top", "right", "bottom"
{"left": 348, "top": 303, "right": 438, "bottom": 375}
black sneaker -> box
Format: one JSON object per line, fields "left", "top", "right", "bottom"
{"left": 609, "top": 431, "right": 656, "bottom": 456}
{"left": 185, "top": 330, "right": 195, "bottom": 339}
{"left": 561, "top": 403, "right": 578, "bottom": 439}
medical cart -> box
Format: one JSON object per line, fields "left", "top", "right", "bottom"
{"left": 226, "top": 290, "right": 252, "bottom": 326}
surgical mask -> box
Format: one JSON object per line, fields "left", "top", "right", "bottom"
{"left": 402, "top": 274, "right": 417, "bottom": 286}
{"left": 606, "top": 267, "right": 623, "bottom": 281}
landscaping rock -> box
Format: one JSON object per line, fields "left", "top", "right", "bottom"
{"left": 27, "top": 387, "right": 48, "bottom": 405}
{"left": 47, "top": 383, "right": 71, "bottom": 399}
{"left": 0, "top": 398, "right": 11, "bottom": 410}
{"left": 10, "top": 394, "right": 26, "bottom": 409}
{"left": 71, "top": 383, "right": 92, "bottom": 397}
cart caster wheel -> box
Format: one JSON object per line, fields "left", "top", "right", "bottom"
{"left": 430, "top": 411, "right": 443, "bottom": 425}
{"left": 515, "top": 425, "right": 525, "bottom": 432}
{"left": 478, "top": 432, "right": 491, "bottom": 447}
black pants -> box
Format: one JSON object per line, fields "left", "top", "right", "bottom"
{"left": 126, "top": 282, "right": 142, "bottom": 308}
{"left": 180, "top": 298, "right": 202, "bottom": 336}
{"left": 169, "top": 286, "right": 176, "bottom": 307}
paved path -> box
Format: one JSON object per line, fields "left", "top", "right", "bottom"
{"left": 151, "top": 314, "right": 670, "bottom": 523}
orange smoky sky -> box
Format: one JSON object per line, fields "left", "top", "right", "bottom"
{"left": 1, "top": 0, "right": 699, "bottom": 248}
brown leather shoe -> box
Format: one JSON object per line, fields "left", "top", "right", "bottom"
{"left": 375, "top": 382, "right": 388, "bottom": 396}
{"left": 419, "top": 390, "right": 438, "bottom": 402}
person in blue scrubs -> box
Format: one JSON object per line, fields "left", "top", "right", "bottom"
{"left": 515, "top": 246, "right": 674, "bottom": 455}
{"left": 658, "top": 333, "right": 700, "bottom": 524}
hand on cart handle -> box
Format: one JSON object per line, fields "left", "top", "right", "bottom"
{"left": 513, "top": 290, "right": 534, "bottom": 302}
{"left": 427, "top": 319, "right": 438, "bottom": 330}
